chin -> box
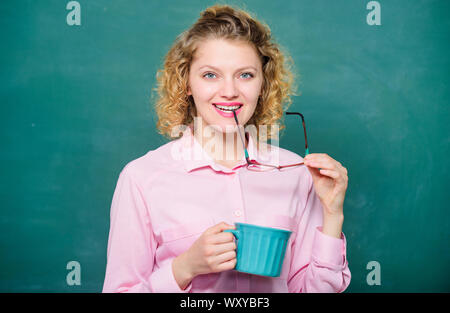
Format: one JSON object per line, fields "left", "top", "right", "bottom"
{"left": 208, "top": 123, "right": 240, "bottom": 134}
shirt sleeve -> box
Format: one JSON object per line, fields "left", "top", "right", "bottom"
{"left": 102, "top": 164, "right": 192, "bottom": 293}
{"left": 287, "top": 170, "right": 351, "bottom": 293}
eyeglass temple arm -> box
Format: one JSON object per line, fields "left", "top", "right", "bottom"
{"left": 232, "top": 109, "right": 251, "bottom": 164}
{"left": 285, "top": 112, "right": 309, "bottom": 155}
{"left": 231, "top": 110, "right": 309, "bottom": 164}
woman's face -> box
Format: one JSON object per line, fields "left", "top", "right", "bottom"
{"left": 187, "top": 38, "right": 264, "bottom": 133}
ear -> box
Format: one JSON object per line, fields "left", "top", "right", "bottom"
{"left": 186, "top": 85, "right": 191, "bottom": 96}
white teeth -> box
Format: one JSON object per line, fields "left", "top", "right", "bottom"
{"left": 214, "top": 104, "right": 242, "bottom": 111}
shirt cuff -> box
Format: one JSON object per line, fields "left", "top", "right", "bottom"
{"left": 311, "top": 226, "right": 347, "bottom": 269}
{"left": 148, "top": 259, "right": 193, "bottom": 293}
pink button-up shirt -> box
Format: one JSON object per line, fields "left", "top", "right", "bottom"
{"left": 102, "top": 125, "right": 351, "bottom": 293}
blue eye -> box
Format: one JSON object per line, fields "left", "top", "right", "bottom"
{"left": 203, "top": 72, "right": 216, "bottom": 79}
{"left": 202, "top": 72, "right": 254, "bottom": 79}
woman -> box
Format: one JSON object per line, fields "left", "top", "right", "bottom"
{"left": 102, "top": 4, "right": 351, "bottom": 293}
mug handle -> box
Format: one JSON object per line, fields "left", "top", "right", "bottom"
{"left": 223, "top": 229, "right": 240, "bottom": 240}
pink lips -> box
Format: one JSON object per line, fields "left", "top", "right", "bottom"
{"left": 213, "top": 102, "right": 243, "bottom": 106}
{"left": 212, "top": 102, "right": 243, "bottom": 118}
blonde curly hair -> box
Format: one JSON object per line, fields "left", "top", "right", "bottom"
{"left": 151, "top": 4, "right": 299, "bottom": 142}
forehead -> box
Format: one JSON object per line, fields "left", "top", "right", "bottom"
{"left": 191, "top": 38, "right": 262, "bottom": 69}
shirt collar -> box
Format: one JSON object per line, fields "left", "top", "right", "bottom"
{"left": 177, "top": 124, "right": 277, "bottom": 173}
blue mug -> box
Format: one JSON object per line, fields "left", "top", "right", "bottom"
{"left": 224, "top": 223, "right": 292, "bottom": 277}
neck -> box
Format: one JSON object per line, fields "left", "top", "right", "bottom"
{"left": 191, "top": 120, "right": 248, "bottom": 166}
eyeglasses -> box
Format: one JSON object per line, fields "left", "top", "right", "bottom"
{"left": 232, "top": 110, "right": 309, "bottom": 172}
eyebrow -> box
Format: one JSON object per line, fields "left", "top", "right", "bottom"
{"left": 197, "top": 65, "right": 258, "bottom": 72}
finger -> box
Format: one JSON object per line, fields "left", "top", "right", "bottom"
{"left": 304, "top": 159, "right": 332, "bottom": 170}
{"left": 320, "top": 169, "right": 348, "bottom": 189}
{"left": 215, "top": 250, "right": 236, "bottom": 264}
{"left": 304, "top": 153, "right": 327, "bottom": 162}
{"left": 318, "top": 169, "right": 340, "bottom": 179}
{"left": 207, "top": 222, "right": 235, "bottom": 235}
{"left": 305, "top": 153, "right": 341, "bottom": 167}
{"left": 214, "top": 241, "right": 237, "bottom": 255}
{"left": 304, "top": 159, "right": 343, "bottom": 172}
{"left": 319, "top": 154, "right": 346, "bottom": 173}
{"left": 210, "top": 232, "right": 235, "bottom": 244}
{"left": 305, "top": 165, "right": 321, "bottom": 178}
{"left": 215, "top": 257, "right": 237, "bottom": 272}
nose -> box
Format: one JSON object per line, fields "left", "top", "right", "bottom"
{"left": 219, "top": 77, "right": 239, "bottom": 98}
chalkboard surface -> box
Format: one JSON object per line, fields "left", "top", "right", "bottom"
{"left": 0, "top": 0, "right": 448, "bottom": 292}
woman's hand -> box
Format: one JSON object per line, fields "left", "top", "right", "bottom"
{"left": 172, "top": 222, "right": 237, "bottom": 290}
{"left": 303, "top": 153, "right": 348, "bottom": 237}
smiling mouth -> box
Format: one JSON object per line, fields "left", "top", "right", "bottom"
{"left": 212, "top": 104, "right": 243, "bottom": 112}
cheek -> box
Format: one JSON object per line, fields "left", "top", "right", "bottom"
{"left": 241, "top": 81, "right": 262, "bottom": 99}
{"left": 241, "top": 89, "right": 260, "bottom": 108}
{"left": 191, "top": 83, "right": 216, "bottom": 100}
{"left": 245, "top": 104, "right": 258, "bottom": 119}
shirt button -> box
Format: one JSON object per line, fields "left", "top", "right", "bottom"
{"left": 234, "top": 210, "right": 242, "bottom": 217}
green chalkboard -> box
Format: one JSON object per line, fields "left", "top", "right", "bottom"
{"left": 0, "top": 0, "right": 448, "bottom": 292}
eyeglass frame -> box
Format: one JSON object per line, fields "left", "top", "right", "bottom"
{"left": 232, "top": 110, "right": 310, "bottom": 171}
